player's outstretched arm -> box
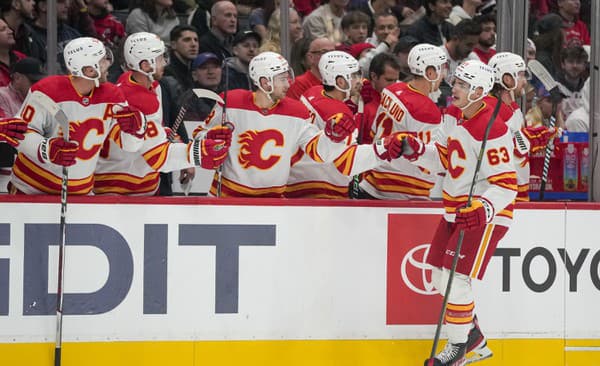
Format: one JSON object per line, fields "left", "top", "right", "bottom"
{"left": 187, "top": 125, "right": 233, "bottom": 170}
{"left": 375, "top": 132, "right": 446, "bottom": 174}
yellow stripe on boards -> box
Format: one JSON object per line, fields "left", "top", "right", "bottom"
{"left": 0, "top": 339, "right": 598, "bottom": 366}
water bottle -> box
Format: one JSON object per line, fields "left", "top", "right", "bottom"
{"left": 581, "top": 147, "right": 590, "bottom": 189}
{"left": 563, "top": 143, "right": 578, "bottom": 191}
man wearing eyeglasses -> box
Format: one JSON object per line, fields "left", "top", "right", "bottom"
{"left": 286, "top": 37, "right": 335, "bottom": 100}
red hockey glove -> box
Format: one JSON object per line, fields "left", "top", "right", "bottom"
{"left": 513, "top": 126, "right": 559, "bottom": 157}
{"left": 374, "top": 132, "right": 424, "bottom": 161}
{"left": 114, "top": 105, "right": 146, "bottom": 138}
{"left": 0, "top": 117, "right": 28, "bottom": 147}
{"left": 454, "top": 199, "right": 493, "bottom": 231}
{"left": 400, "top": 133, "right": 425, "bottom": 161}
{"left": 190, "top": 137, "right": 229, "bottom": 169}
{"left": 374, "top": 132, "right": 404, "bottom": 161}
{"left": 38, "top": 137, "right": 79, "bottom": 166}
{"left": 324, "top": 112, "right": 356, "bottom": 143}
{"left": 205, "top": 124, "right": 233, "bottom": 148}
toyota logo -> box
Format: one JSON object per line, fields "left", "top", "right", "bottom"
{"left": 400, "top": 244, "right": 438, "bottom": 295}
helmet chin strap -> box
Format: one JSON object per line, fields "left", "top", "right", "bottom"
{"left": 334, "top": 80, "right": 351, "bottom": 101}
{"left": 140, "top": 66, "right": 155, "bottom": 82}
{"left": 257, "top": 81, "right": 275, "bottom": 104}
{"left": 459, "top": 92, "right": 483, "bottom": 111}
{"left": 80, "top": 73, "right": 100, "bottom": 87}
{"left": 424, "top": 70, "right": 442, "bottom": 94}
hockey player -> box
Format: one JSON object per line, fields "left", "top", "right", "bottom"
{"left": 358, "top": 43, "right": 447, "bottom": 200}
{"left": 0, "top": 117, "right": 27, "bottom": 147}
{"left": 9, "top": 37, "right": 148, "bottom": 195}
{"left": 192, "top": 51, "right": 400, "bottom": 197}
{"left": 285, "top": 50, "right": 363, "bottom": 198}
{"left": 94, "top": 32, "right": 231, "bottom": 195}
{"left": 487, "top": 52, "right": 557, "bottom": 201}
{"left": 387, "top": 60, "right": 517, "bottom": 366}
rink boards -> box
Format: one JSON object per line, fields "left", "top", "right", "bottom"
{"left": 0, "top": 196, "right": 598, "bottom": 366}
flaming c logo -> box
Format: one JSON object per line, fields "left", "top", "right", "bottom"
{"left": 238, "top": 129, "right": 284, "bottom": 169}
{"left": 65, "top": 118, "right": 106, "bottom": 161}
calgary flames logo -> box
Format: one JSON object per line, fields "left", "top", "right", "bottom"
{"left": 238, "top": 129, "right": 284, "bottom": 170}
{"left": 66, "top": 118, "right": 106, "bottom": 160}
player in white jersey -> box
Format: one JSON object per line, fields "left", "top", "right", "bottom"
{"left": 359, "top": 43, "right": 447, "bottom": 200}
{"left": 388, "top": 61, "right": 517, "bottom": 366}
{"left": 285, "top": 50, "right": 362, "bottom": 198}
{"left": 0, "top": 118, "right": 27, "bottom": 147}
{"left": 192, "top": 51, "right": 402, "bottom": 197}
{"left": 9, "top": 37, "right": 148, "bottom": 195}
{"left": 94, "top": 32, "right": 231, "bottom": 195}
{"left": 487, "top": 52, "right": 557, "bottom": 201}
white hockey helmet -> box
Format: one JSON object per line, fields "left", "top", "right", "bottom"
{"left": 454, "top": 60, "right": 495, "bottom": 99}
{"left": 407, "top": 43, "right": 448, "bottom": 81}
{"left": 123, "top": 32, "right": 166, "bottom": 80}
{"left": 249, "top": 51, "right": 293, "bottom": 95}
{"left": 488, "top": 52, "right": 527, "bottom": 90}
{"left": 63, "top": 37, "right": 110, "bottom": 86}
{"left": 319, "top": 50, "right": 359, "bottom": 86}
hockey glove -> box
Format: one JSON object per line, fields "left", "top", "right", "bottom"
{"left": 114, "top": 105, "right": 147, "bottom": 138}
{"left": 454, "top": 199, "right": 493, "bottom": 231}
{"left": 374, "top": 132, "right": 404, "bottom": 161}
{"left": 189, "top": 137, "right": 229, "bottom": 170}
{"left": 324, "top": 112, "right": 356, "bottom": 143}
{"left": 399, "top": 133, "right": 425, "bottom": 161}
{"left": 38, "top": 137, "right": 79, "bottom": 167}
{"left": 513, "top": 126, "right": 559, "bottom": 157}
{"left": 205, "top": 124, "right": 233, "bottom": 148}
{"left": 0, "top": 117, "right": 28, "bottom": 147}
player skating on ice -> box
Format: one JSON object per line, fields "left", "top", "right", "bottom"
{"left": 386, "top": 60, "right": 517, "bottom": 366}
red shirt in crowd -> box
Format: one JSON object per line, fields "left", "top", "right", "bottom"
{"left": 286, "top": 70, "right": 321, "bottom": 100}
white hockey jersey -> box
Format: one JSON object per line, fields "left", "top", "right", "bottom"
{"left": 409, "top": 100, "right": 518, "bottom": 227}
{"left": 484, "top": 96, "right": 530, "bottom": 202}
{"left": 10, "top": 75, "right": 139, "bottom": 195}
{"left": 285, "top": 85, "right": 357, "bottom": 199}
{"left": 193, "top": 89, "right": 382, "bottom": 198}
{"left": 94, "top": 72, "right": 193, "bottom": 195}
{"left": 360, "top": 82, "right": 442, "bottom": 199}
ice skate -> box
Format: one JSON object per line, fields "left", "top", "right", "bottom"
{"left": 424, "top": 342, "right": 467, "bottom": 366}
{"left": 465, "top": 316, "right": 493, "bottom": 364}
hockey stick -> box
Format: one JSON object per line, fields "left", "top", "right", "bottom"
{"left": 168, "top": 88, "right": 224, "bottom": 142}
{"left": 425, "top": 99, "right": 502, "bottom": 366}
{"left": 350, "top": 97, "right": 364, "bottom": 199}
{"left": 216, "top": 59, "right": 229, "bottom": 197}
{"left": 168, "top": 89, "right": 224, "bottom": 195}
{"left": 30, "top": 90, "right": 70, "bottom": 366}
{"left": 167, "top": 88, "right": 223, "bottom": 196}
{"left": 527, "top": 60, "right": 563, "bottom": 201}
